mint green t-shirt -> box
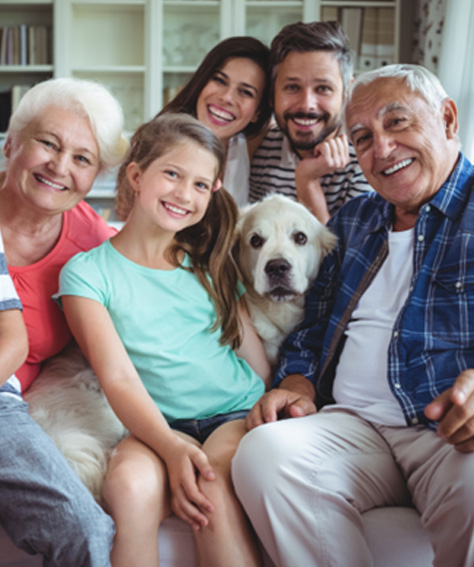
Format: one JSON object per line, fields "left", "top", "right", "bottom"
{"left": 58, "top": 240, "right": 264, "bottom": 422}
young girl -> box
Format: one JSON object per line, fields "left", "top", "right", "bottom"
{"left": 159, "top": 36, "right": 271, "bottom": 207}
{"left": 58, "top": 113, "right": 271, "bottom": 567}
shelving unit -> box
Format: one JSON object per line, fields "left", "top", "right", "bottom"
{"left": 0, "top": 0, "right": 412, "bottom": 224}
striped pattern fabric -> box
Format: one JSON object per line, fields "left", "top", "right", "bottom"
{"left": 0, "top": 233, "right": 21, "bottom": 312}
{"left": 275, "top": 153, "right": 474, "bottom": 428}
{"left": 248, "top": 125, "right": 371, "bottom": 215}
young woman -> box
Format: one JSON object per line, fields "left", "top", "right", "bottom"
{"left": 58, "top": 113, "right": 271, "bottom": 567}
{"left": 160, "top": 36, "right": 271, "bottom": 207}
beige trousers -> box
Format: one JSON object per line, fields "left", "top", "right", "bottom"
{"left": 232, "top": 408, "right": 474, "bottom": 567}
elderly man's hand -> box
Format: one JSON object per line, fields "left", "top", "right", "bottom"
{"left": 424, "top": 369, "right": 474, "bottom": 452}
{"left": 246, "top": 374, "right": 317, "bottom": 430}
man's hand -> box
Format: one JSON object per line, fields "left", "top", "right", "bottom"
{"left": 424, "top": 369, "right": 474, "bottom": 452}
{"left": 295, "top": 133, "right": 350, "bottom": 223}
{"left": 246, "top": 374, "right": 317, "bottom": 430}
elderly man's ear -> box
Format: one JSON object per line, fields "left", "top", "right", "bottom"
{"left": 442, "top": 98, "right": 459, "bottom": 139}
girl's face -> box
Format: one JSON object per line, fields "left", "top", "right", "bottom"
{"left": 127, "top": 140, "right": 219, "bottom": 235}
{"left": 196, "top": 57, "right": 266, "bottom": 145}
{"left": 3, "top": 105, "right": 100, "bottom": 215}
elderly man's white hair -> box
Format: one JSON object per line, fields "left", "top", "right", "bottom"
{"left": 345, "top": 63, "right": 449, "bottom": 114}
{"left": 7, "top": 77, "right": 129, "bottom": 173}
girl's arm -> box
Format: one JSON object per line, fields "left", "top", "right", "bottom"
{"left": 62, "top": 295, "right": 215, "bottom": 530}
{"left": 235, "top": 299, "right": 272, "bottom": 389}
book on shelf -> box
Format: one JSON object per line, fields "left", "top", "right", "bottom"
{"left": 0, "top": 24, "right": 51, "bottom": 66}
{"left": 11, "top": 84, "right": 31, "bottom": 113}
{"left": 0, "top": 90, "right": 11, "bottom": 132}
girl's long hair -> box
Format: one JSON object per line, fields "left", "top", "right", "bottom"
{"left": 116, "top": 113, "right": 242, "bottom": 349}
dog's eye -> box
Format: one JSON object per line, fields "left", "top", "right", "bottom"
{"left": 250, "top": 234, "right": 264, "bottom": 248}
{"left": 294, "top": 232, "right": 307, "bottom": 245}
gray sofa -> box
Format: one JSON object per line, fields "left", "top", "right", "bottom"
{"left": 0, "top": 506, "right": 433, "bottom": 566}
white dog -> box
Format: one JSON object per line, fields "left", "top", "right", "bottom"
{"left": 235, "top": 194, "right": 337, "bottom": 366}
{"left": 24, "top": 345, "right": 127, "bottom": 502}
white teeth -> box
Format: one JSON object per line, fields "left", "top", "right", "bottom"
{"left": 36, "top": 174, "right": 66, "bottom": 190}
{"left": 383, "top": 158, "right": 414, "bottom": 176}
{"left": 164, "top": 202, "right": 187, "bottom": 215}
{"left": 209, "top": 105, "right": 234, "bottom": 122}
{"left": 293, "top": 117, "right": 317, "bottom": 126}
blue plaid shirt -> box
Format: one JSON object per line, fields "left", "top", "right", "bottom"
{"left": 275, "top": 153, "right": 474, "bottom": 427}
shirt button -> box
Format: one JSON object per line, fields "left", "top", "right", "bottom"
{"left": 455, "top": 281, "right": 462, "bottom": 289}
{"left": 411, "top": 417, "right": 419, "bottom": 425}
{"left": 394, "top": 383, "right": 401, "bottom": 389}
{"left": 425, "top": 205, "right": 431, "bottom": 212}
{"left": 417, "top": 234, "right": 424, "bottom": 242}
{"left": 393, "top": 330, "right": 399, "bottom": 338}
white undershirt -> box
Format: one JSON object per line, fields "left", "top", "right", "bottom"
{"left": 331, "top": 228, "right": 414, "bottom": 426}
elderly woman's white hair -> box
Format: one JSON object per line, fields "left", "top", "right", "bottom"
{"left": 7, "top": 77, "right": 129, "bottom": 172}
{"left": 345, "top": 63, "right": 450, "bottom": 114}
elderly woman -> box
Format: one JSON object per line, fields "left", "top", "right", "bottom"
{"left": 0, "top": 78, "right": 128, "bottom": 567}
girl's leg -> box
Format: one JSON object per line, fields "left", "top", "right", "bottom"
{"left": 102, "top": 435, "right": 171, "bottom": 567}
{"left": 194, "top": 419, "right": 262, "bottom": 567}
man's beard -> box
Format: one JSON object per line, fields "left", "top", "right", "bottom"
{"left": 279, "top": 111, "right": 342, "bottom": 154}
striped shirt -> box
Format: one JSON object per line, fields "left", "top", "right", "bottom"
{"left": 249, "top": 124, "right": 371, "bottom": 214}
{"left": 275, "top": 153, "right": 474, "bottom": 429}
{"left": 0, "top": 232, "right": 21, "bottom": 312}
{"left": 0, "top": 230, "right": 22, "bottom": 394}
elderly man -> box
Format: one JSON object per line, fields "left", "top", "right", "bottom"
{"left": 248, "top": 21, "right": 371, "bottom": 222}
{"left": 233, "top": 64, "right": 474, "bottom": 567}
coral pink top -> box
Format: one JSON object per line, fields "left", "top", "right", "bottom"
{"left": 9, "top": 201, "right": 115, "bottom": 392}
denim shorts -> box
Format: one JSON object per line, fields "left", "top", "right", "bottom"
{"left": 169, "top": 410, "right": 249, "bottom": 443}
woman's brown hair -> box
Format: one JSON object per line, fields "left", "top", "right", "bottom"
{"left": 159, "top": 36, "right": 271, "bottom": 139}
{"left": 116, "top": 113, "right": 242, "bottom": 349}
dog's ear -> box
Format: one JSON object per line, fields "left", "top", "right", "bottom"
{"left": 318, "top": 226, "right": 338, "bottom": 257}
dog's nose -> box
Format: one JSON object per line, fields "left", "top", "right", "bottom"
{"left": 265, "top": 259, "right": 291, "bottom": 278}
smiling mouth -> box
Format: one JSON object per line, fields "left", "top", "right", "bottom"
{"left": 292, "top": 116, "right": 319, "bottom": 127}
{"left": 382, "top": 158, "right": 414, "bottom": 176}
{"left": 208, "top": 105, "right": 235, "bottom": 123}
{"left": 163, "top": 201, "right": 189, "bottom": 216}
{"left": 34, "top": 174, "right": 67, "bottom": 190}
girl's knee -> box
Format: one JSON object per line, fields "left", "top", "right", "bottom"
{"left": 103, "top": 457, "right": 167, "bottom": 517}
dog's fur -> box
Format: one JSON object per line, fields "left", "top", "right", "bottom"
{"left": 24, "top": 345, "right": 127, "bottom": 502}
{"left": 234, "top": 194, "right": 337, "bottom": 366}
{"left": 25, "top": 194, "right": 336, "bottom": 501}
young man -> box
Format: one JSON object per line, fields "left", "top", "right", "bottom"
{"left": 234, "top": 64, "right": 474, "bottom": 567}
{"left": 249, "top": 21, "right": 370, "bottom": 223}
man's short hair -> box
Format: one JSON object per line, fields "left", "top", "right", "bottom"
{"left": 269, "top": 21, "right": 353, "bottom": 99}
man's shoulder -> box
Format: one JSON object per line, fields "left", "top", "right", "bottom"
{"left": 329, "top": 190, "right": 387, "bottom": 232}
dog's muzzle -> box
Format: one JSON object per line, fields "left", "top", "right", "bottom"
{"left": 264, "top": 258, "right": 296, "bottom": 301}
